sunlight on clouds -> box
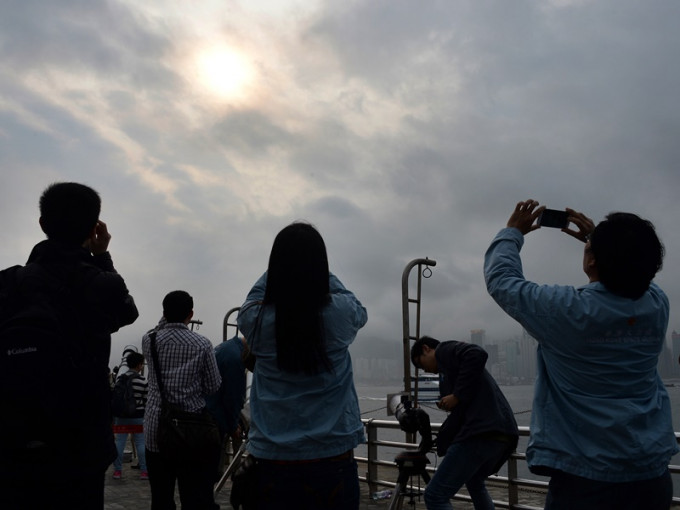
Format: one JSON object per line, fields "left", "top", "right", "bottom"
{"left": 0, "top": 96, "right": 71, "bottom": 142}
{"left": 17, "top": 67, "right": 188, "bottom": 212}
{"left": 177, "top": 163, "right": 228, "bottom": 188}
{"left": 193, "top": 45, "right": 256, "bottom": 103}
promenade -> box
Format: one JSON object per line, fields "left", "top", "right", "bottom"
{"left": 104, "top": 463, "right": 430, "bottom": 510}
{"left": 103, "top": 460, "right": 526, "bottom": 509}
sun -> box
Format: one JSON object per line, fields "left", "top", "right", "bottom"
{"left": 195, "top": 45, "right": 255, "bottom": 102}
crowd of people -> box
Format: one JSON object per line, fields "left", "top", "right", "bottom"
{"left": 0, "top": 182, "right": 676, "bottom": 510}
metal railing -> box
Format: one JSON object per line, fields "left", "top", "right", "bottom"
{"left": 357, "top": 420, "right": 680, "bottom": 509}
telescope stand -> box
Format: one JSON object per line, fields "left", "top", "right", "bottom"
{"left": 387, "top": 450, "right": 431, "bottom": 510}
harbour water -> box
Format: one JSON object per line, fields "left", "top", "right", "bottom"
{"left": 356, "top": 382, "right": 680, "bottom": 498}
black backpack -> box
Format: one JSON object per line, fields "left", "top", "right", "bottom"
{"left": 0, "top": 263, "right": 94, "bottom": 467}
{"left": 111, "top": 371, "right": 138, "bottom": 418}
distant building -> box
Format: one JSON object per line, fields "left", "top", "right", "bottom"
{"left": 470, "top": 329, "right": 486, "bottom": 346}
{"left": 505, "top": 330, "right": 537, "bottom": 383}
{"left": 350, "top": 337, "right": 402, "bottom": 384}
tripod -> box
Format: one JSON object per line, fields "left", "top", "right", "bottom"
{"left": 387, "top": 450, "right": 431, "bottom": 510}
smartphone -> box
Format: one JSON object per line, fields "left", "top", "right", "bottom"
{"left": 538, "top": 209, "right": 568, "bottom": 229}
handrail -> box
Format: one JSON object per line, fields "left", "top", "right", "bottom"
{"left": 359, "top": 420, "right": 680, "bottom": 508}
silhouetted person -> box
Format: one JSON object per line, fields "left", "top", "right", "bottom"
{"left": 0, "top": 182, "right": 138, "bottom": 509}
{"left": 143, "top": 291, "right": 221, "bottom": 510}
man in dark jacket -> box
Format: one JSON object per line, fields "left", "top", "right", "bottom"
{"left": 411, "top": 336, "right": 518, "bottom": 510}
{"left": 0, "top": 182, "right": 138, "bottom": 509}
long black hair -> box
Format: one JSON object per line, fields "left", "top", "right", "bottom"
{"left": 263, "top": 222, "right": 332, "bottom": 374}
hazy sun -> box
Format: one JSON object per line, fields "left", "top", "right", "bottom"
{"left": 195, "top": 45, "right": 255, "bottom": 102}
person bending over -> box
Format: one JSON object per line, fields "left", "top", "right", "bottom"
{"left": 411, "top": 336, "right": 518, "bottom": 510}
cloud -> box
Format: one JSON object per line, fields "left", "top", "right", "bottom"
{"left": 1, "top": 0, "right": 679, "bottom": 363}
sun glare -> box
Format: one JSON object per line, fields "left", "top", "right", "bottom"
{"left": 195, "top": 46, "right": 255, "bottom": 102}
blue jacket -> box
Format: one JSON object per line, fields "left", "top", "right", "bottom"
{"left": 205, "top": 336, "right": 246, "bottom": 437}
{"left": 237, "top": 272, "right": 367, "bottom": 460}
{"left": 484, "top": 227, "right": 678, "bottom": 482}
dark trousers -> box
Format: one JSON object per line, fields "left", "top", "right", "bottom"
{"left": 146, "top": 448, "right": 220, "bottom": 510}
{"left": 0, "top": 472, "right": 105, "bottom": 509}
{"left": 545, "top": 468, "right": 673, "bottom": 510}
{"left": 256, "top": 455, "right": 359, "bottom": 510}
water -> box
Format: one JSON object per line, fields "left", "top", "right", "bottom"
{"left": 357, "top": 382, "right": 680, "bottom": 495}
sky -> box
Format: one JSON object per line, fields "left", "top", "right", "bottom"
{"left": 1, "top": 0, "right": 679, "bottom": 364}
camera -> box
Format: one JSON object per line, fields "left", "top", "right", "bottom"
{"left": 393, "top": 397, "right": 433, "bottom": 454}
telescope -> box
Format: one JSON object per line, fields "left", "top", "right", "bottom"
{"left": 386, "top": 395, "right": 434, "bottom": 509}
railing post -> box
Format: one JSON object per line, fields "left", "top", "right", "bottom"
{"left": 366, "top": 419, "right": 378, "bottom": 495}
{"left": 223, "top": 307, "right": 241, "bottom": 341}
{"left": 507, "top": 452, "right": 519, "bottom": 508}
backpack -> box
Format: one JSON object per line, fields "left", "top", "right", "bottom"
{"left": 0, "top": 263, "right": 94, "bottom": 468}
{"left": 111, "top": 371, "right": 138, "bottom": 418}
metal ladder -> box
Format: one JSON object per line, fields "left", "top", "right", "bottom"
{"left": 401, "top": 257, "right": 436, "bottom": 407}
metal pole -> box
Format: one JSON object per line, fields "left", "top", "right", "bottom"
{"left": 401, "top": 258, "right": 436, "bottom": 398}
{"left": 222, "top": 307, "right": 241, "bottom": 342}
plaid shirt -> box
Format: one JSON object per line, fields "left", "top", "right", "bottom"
{"left": 142, "top": 320, "right": 221, "bottom": 452}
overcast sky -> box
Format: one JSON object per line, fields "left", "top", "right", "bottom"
{"left": 2, "top": 0, "right": 679, "bottom": 364}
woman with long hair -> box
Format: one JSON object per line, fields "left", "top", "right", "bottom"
{"left": 237, "top": 222, "right": 367, "bottom": 510}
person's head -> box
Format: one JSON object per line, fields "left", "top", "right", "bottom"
{"left": 264, "top": 222, "right": 330, "bottom": 304}
{"left": 264, "top": 222, "right": 331, "bottom": 374}
{"left": 411, "top": 336, "right": 440, "bottom": 374}
{"left": 588, "top": 212, "right": 664, "bottom": 300}
{"left": 126, "top": 352, "right": 144, "bottom": 370}
{"left": 39, "top": 182, "right": 101, "bottom": 245}
{"left": 162, "top": 290, "right": 194, "bottom": 323}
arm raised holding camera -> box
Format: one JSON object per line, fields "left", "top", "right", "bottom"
{"left": 506, "top": 199, "right": 545, "bottom": 235}
{"left": 505, "top": 199, "right": 594, "bottom": 243}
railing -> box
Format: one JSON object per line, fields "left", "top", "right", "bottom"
{"left": 357, "top": 420, "right": 680, "bottom": 509}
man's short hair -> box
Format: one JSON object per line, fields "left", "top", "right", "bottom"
{"left": 411, "top": 336, "right": 440, "bottom": 367}
{"left": 162, "top": 290, "right": 193, "bottom": 323}
{"left": 590, "top": 212, "right": 664, "bottom": 300}
{"left": 39, "top": 182, "right": 101, "bottom": 245}
{"left": 126, "top": 352, "right": 144, "bottom": 368}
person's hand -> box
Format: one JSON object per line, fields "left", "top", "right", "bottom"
{"left": 563, "top": 208, "right": 595, "bottom": 243}
{"left": 437, "top": 394, "right": 460, "bottom": 412}
{"left": 506, "top": 200, "right": 545, "bottom": 235}
{"left": 88, "top": 221, "right": 112, "bottom": 255}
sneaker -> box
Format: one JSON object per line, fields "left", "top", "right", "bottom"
{"left": 112, "top": 470, "right": 122, "bottom": 479}
{"left": 140, "top": 471, "right": 149, "bottom": 480}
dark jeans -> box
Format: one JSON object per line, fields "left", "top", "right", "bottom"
{"left": 424, "top": 438, "right": 512, "bottom": 510}
{"left": 545, "top": 469, "right": 673, "bottom": 510}
{"left": 0, "top": 472, "right": 105, "bottom": 509}
{"left": 256, "top": 455, "right": 359, "bottom": 510}
{"left": 146, "top": 448, "right": 220, "bottom": 510}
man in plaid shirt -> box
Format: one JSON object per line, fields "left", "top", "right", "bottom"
{"left": 142, "top": 290, "right": 221, "bottom": 510}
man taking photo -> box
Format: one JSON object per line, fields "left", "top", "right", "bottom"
{"left": 484, "top": 200, "right": 677, "bottom": 509}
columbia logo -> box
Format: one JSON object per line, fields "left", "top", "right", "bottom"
{"left": 7, "top": 347, "right": 38, "bottom": 356}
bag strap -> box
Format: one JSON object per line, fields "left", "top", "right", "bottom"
{"left": 149, "top": 331, "right": 169, "bottom": 406}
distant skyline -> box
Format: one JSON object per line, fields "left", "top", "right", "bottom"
{"left": 2, "top": 1, "right": 679, "bottom": 361}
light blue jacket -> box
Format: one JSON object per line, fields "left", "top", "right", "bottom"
{"left": 484, "top": 227, "right": 678, "bottom": 482}
{"left": 237, "top": 272, "right": 367, "bottom": 460}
